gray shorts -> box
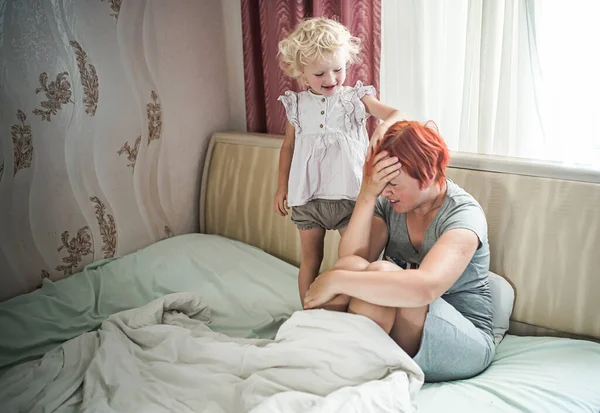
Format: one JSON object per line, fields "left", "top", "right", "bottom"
{"left": 291, "top": 199, "right": 355, "bottom": 231}
{"left": 414, "top": 298, "right": 495, "bottom": 382}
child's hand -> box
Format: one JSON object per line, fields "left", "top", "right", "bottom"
{"left": 273, "top": 189, "right": 289, "bottom": 216}
{"left": 367, "top": 127, "right": 385, "bottom": 160}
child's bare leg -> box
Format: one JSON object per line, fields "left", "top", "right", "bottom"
{"left": 298, "top": 228, "right": 326, "bottom": 306}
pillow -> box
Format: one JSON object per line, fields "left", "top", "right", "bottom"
{"left": 488, "top": 271, "right": 515, "bottom": 345}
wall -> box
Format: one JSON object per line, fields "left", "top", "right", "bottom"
{"left": 0, "top": 0, "right": 234, "bottom": 300}
{"left": 221, "top": 0, "right": 247, "bottom": 132}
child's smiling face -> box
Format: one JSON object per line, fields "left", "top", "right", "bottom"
{"left": 302, "top": 49, "right": 348, "bottom": 96}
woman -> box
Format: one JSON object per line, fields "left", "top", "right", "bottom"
{"left": 303, "top": 120, "right": 495, "bottom": 382}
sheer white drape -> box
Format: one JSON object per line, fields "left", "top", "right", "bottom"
{"left": 381, "top": 0, "right": 600, "bottom": 167}
{"left": 533, "top": 0, "right": 600, "bottom": 166}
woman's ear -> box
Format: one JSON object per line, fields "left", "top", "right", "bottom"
{"left": 421, "top": 175, "right": 437, "bottom": 190}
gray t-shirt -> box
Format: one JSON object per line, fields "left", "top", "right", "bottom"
{"left": 374, "top": 179, "right": 494, "bottom": 337}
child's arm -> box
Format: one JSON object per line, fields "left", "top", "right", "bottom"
{"left": 361, "top": 95, "right": 406, "bottom": 157}
{"left": 273, "top": 120, "right": 295, "bottom": 216}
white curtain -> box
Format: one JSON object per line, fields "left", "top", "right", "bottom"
{"left": 0, "top": 0, "right": 231, "bottom": 300}
{"left": 381, "top": 0, "right": 600, "bottom": 167}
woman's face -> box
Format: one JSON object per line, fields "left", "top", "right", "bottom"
{"left": 380, "top": 169, "right": 428, "bottom": 214}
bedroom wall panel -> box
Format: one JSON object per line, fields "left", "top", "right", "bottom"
{"left": 0, "top": 0, "right": 230, "bottom": 300}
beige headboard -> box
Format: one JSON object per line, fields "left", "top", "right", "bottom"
{"left": 200, "top": 131, "right": 600, "bottom": 341}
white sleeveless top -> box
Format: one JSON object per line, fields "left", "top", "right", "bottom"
{"left": 278, "top": 81, "right": 375, "bottom": 207}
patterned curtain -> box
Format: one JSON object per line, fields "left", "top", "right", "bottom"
{"left": 0, "top": 0, "right": 231, "bottom": 300}
{"left": 241, "top": 0, "right": 382, "bottom": 134}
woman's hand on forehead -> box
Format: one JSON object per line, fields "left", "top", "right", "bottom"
{"left": 361, "top": 150, "right": 402, "bottom": 198}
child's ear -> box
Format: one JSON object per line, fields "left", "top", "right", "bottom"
{"left": 296, "top": 76, "right": 309, "bottom": 90}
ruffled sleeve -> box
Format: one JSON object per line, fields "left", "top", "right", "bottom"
{"left": 340, "top": 81, "right": 377, "bottom": 131}
{"left": 352, "top": 80, "right": 376, "bottom": 100}
{"left": 277, "top": 91, "right": 301, "bottom": 133}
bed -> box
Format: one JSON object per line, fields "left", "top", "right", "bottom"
{"left": 0, "top": 132, "right": 599, "bottom": 412}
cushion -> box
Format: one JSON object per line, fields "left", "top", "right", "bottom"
{"left": 488, "top": 271, "right": 515, "bottom": 345}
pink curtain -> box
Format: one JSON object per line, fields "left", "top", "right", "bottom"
{"left": 241, "top": 0, "right": 381, "bottom": 134}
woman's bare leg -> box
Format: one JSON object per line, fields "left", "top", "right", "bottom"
{"left": 347, "top": 260, "right": 429, "bottom": 356}
{"left": 345, "top": 260, "right": 399, "bottom": 332}
{"left": 389, "top": 306, "right": 428, "bottom": 357}
{"left": 332, "top": 254, "right": 370, "bottom": 271}
{"left": 348, "top": 298, "right": 396, "bottom": 332}
{"left": 317, "top": 255, "right": 371, "bottom": 311}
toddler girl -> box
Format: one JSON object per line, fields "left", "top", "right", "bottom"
{"left": 274, "top": 17, "right": 405, "bottom": 308}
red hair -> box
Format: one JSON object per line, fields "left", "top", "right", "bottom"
{"left": 374, "top": 120, "right": 450, "bottom": 189}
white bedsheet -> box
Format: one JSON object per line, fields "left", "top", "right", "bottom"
{"left": 0, "top": 292, "right": 424, "bottom": 413}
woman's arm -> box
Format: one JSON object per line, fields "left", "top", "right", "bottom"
{"left": 338, "top": 151, "right": 401, "bottom": 261}
{"left": 305, "top": 228, "right": 479, "bottom": 309}
{"left": 338, "top": 195, "right": 388, "bottom": 262}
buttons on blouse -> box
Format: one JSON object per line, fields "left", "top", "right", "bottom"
{"left": 318, "top": 96, "right": 325, "bottom": 129}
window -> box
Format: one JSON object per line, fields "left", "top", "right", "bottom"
{"left": 381, "top": 0, "right": 600, "bottom": 169}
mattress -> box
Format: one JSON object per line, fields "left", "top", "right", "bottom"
{"left": 0, "top": 234, "right": 599, "bottom": 412}
{"left": 418, "top": 335, "right": 600, "bottom": 412}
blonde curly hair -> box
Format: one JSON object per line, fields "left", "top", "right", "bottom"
{"left": 278, "top": 17, "right": 361, "bottom": 79}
